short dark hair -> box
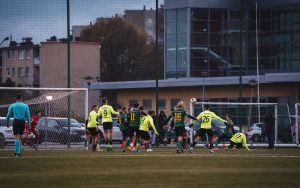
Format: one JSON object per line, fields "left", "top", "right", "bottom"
{"left": 133, "top": 103, "right": 139, "bottom": 108}
{"left": 139, "top": 106, "right": 144, "bottom": 111}
{"left": 16, "top": 95, "right": 23, "bottom": 100}
{"left": 102, "top": 97, "right": 108, "bottom": 104}
{"left": 204, "top": 104, "right": 210, "bottom": 110}
{"left": 148, "top": 110, "right": 155, "bottom": 116}
{"left": 121, "top": 106, "right": 127, "bottom": 111}
{"left": 91, "top": 105, "right": 98, "bottom": 110}
{"left": 35, "top": 111, "right": 41, "bottom": 116}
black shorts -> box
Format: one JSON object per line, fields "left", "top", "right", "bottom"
{"left": 196, "top": 128, "right": 213, "bottom": 138}
{"left": 228, "top": 141, "right": 243, "bottom": 149}
{"left": 103, "top": 122, "right": 113, "bottom": 130}
{"left": 129, "top": 126, "right": 140, "bottom": 138}
{"left": 87, "top": 128, "right": 98, "bottom": 136}
{"left": 175, "top": 126, "right": 186, "bottom": 137}
{"left": 13, "top": 119, "right": 25, "bottom": 135}
{"left": 139, "top": 130, "right": 150, "bottom": 140}
{"left": 120, "top": 128, "right": 130, "bottom": 140}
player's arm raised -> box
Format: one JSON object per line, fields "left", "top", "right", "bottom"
{"left": 110, "top": 106, "right": 120, "bottom": 115}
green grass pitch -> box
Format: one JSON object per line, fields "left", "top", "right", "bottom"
{"left": 1, "top": 148, "right": 300, "bottom": 188}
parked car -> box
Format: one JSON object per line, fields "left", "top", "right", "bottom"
{"left": 0, "top": 117, "right": 15, "bottom": 148}
{"left": 36, "top": 117, "right": 85, "bottom": 144}
{"left": 244, "top": 123, "right": 263, "bottom": 143}
{"left": 98, "top": 118, "right": 123, "bottom": 142}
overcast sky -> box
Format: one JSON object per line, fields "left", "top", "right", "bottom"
{"left": 0, "top": 0, "right": 164, "bottom": 45}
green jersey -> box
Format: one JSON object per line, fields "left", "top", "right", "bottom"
{"left": 129, "top": 109, "right": 141, "bottom": 128}
{"left": 224, "top": 119, "right": 235, "bottom": 137}
{"left": 170, "top": 107, "right": 187, "bottom": 127}
{"left": 118, "top": 112, "right": 128, "bottom": 131}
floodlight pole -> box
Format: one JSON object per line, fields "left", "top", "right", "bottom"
{"left": 255, "top": 1, "right": 261, "bottom": 122}
{"left": 155, "top": 0, "right": 159, "bottom": 127}
{"left": 67, "top": 0, "right": 71, "bottom": 148}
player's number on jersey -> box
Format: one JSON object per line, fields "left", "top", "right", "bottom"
{"left": 175, "top": 113, "right": 182, "bottom": 122}
{"left": 236, "top": 133, "right": 241, "bottom": 138}
{"left": 130, "top": 113, "right": 135, "bottom": 121}
{"left": 202, "top": 116, "right": 210, "bottom": 123}
{"left": 103, "top": 110, "right": 108, "bottom": 117}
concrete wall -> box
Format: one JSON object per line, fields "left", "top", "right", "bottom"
{"left": 115, "top": 83, "right": 299, "bottom": 114}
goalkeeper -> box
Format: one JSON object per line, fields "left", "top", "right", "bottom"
{"left": 226, "top": 132, "right": 250, "bottom": 151}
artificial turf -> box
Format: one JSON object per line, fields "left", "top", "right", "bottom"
{"left": 0, "top": 148, "right": 300, "bottom": 188}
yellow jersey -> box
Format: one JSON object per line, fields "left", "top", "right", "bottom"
{"left": 98, "top": 104, "right": 119, "bottom": 123}
{"left": 87, "top": 111, "right": 98, "bottom": 128}
{"left": 196, "top": 110, "right": 225, "bottom": 129}
{"left": 230, "top": 133, "right": 250, "bottom": 151}
{"left": 139, "top": 115, "right": 158, "bottom": 134}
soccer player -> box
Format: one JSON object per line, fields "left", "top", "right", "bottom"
{"left": 226, "top": 132, "right": 250, "bottom": 151}
{"left": 128, "top": 103, "right": 142, "bottom": 151}
{"left": 87, "top": 105, "right": 100, "bottom": 152}
{"left": 118, "top": 106, "right": 130, "bottom": 152}
{"left": 166, "top": 101, "right": 197, "bottom": 153}
{"left": 189, "top": 104, "right": 226, "bottom": 153}
{"left": 213, "top": 114, "right": 236, "bottom": 148}
{"left": 6, "top": 95, "right": 31, "bottom": 157}
{"left": 98, "top": 97, "right": 119, "bottom": 152}
{"left": 139, "top": 110, "right": 159, "bottom": 152}
{"left": 30, "top": 111, "right": 41, "bottom": 144}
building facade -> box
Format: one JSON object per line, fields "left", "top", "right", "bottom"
{"left": 164, "top": 0, "right": 300, "bottom": 78}
{"left": 40, "top": 41, "right": 101, "bottom": 108}
{"left": 0, "top": 38, "right": 40, "bottom": 87}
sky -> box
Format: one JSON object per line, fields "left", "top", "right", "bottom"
{"left": 0, "top": 0, "right": 164, "bottom": 45}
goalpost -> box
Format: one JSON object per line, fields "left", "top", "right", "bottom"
{"left": 295, "top": 103, "right": 300, "bottom": 147}
{"left": 0, "top": 87, "right": 88, "bottom": 149}
{"left": 189, "top": 101, "right": 295, "bottom": 147}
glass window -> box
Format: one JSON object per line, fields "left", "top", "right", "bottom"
{"left": 158, "top": 99, "right": 166, "bottom": 109}
{"left": 18, "top": 67, "right": 24, "bottom": 77}
{"left": 48, "top": 120, "right": 58, "bottom": 128}
{"left": 191, "top": 9, "right": 208, "bottom": 20}
{"left": 142, "top": 99, "right": 152, "bottom": 109}
{"left": 12, "top": 68, "right": 15, "bottom": 77}
{"left": 18, "top": 50, "right": 25, "bottom": 60}
{"left": 26, "top": 49, "right": 31, "bottom": 59}
{"left": 191, "top": 33, "right": 208, "bottom": 46}
{"left": 25, "top": 67, "right": 29, "bottom": 76}
{"left": 6, "top": 68, "right": 10, "bottom": 76}
{"left": 6, "top": 50, "right": 10, "bottom": 59}
{"left": 192, "top": 20, "right": 208, "bottom": 32}
{"left": 210, "top": 9, "right": 224, "bottom": 21}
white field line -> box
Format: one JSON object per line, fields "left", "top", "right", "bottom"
{"left": 1, "top": 153, "right": 300, "bottom": 159}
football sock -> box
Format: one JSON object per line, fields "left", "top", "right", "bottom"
{"left": 15, "top": 140, "right": 21, "bottom": 155}
{"left": 191, "top": 141, "right": 197, "bottom": 148}
{"left": 125, "top": 138, "right": 131, "bottom": 147}
{"left": 145, "top": 143, "right": 149, "bottom": 150}
{"left": 92, "top": 144, "right": 97, "bottom": 151}
{"left": 214, "top": 140, "right": 220, "bottom": 147}
{"left": 178, "top": 140, "right": 183, "bottom": 150}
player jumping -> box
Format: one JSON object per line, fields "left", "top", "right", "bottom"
{"left": 166, "top": 101, "right": 197, "bottom": 154}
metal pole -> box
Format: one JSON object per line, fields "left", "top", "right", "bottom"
{"left": 189, "top": 101, "right": 194, "bottom": 144}
{"left": 275, "top": 104, "right": 278, "bottom": 145}
{"left": 255, "top": 1, "right": 261, "bottom": 122}
{"left": 202, "top": 76, "right": 205, "bottom": 102}
{"left": 296, "top": 104, "right": 299, "bottom": 146}
{"left": 67, "top": 0, "right": 71, "bottom": 148}
{"left": 45, "top": 104, "right": 48, "bottom": 149}
{"left": 155, "top": 0, "right": 159, "bottom": 127}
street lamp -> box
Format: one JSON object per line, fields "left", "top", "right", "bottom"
{"left": 0, "top": 37, "right": 9, "bottom": 46}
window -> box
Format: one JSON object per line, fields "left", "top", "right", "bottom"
{"left": 129, "top": 99, "right": 138, "bottom": 108}
{"left": 142, "top": 99, "right": 152, "bottom": 109}
{"left": 6, "top": 50, "right": 10, "bottom": 59}
{"left": 12, "top": 68, "right": 15, "bottom": 77}
{"left": 18, "top": 67, "right": 24, "bottom": 77}
{"left": 170, "top": 98, "right": 181, "bottom": 109}
{"left": 158, "top": 99, "right": 166, "bottom": 109}
{"left": 26, "top": 49, "right": 31, "bottom": 59}
{"left": 25, "top": 67, "right": 29, "bottom": 76}
{"left": 18, "top": 50, "right": 25, "bottom": 60}
{"left": 6, "top": 68, "right": 10, "bottom": 77}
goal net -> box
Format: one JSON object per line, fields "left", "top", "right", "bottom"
{"left": 0, "top": 87, "right": 88, "bottom": 149}
{"left": 189, "top": 101, "right": 295, "bottom": 146}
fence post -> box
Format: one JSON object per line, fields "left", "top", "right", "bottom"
{"left": 275, "top": 104, "right": 278, "bottom": 145}
{"left": 296, "top": 104, "right": 299, "bottom": 147}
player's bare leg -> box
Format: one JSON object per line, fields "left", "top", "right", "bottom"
{"left": 108, "top": 129, "right": 113, "bottom": 151}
